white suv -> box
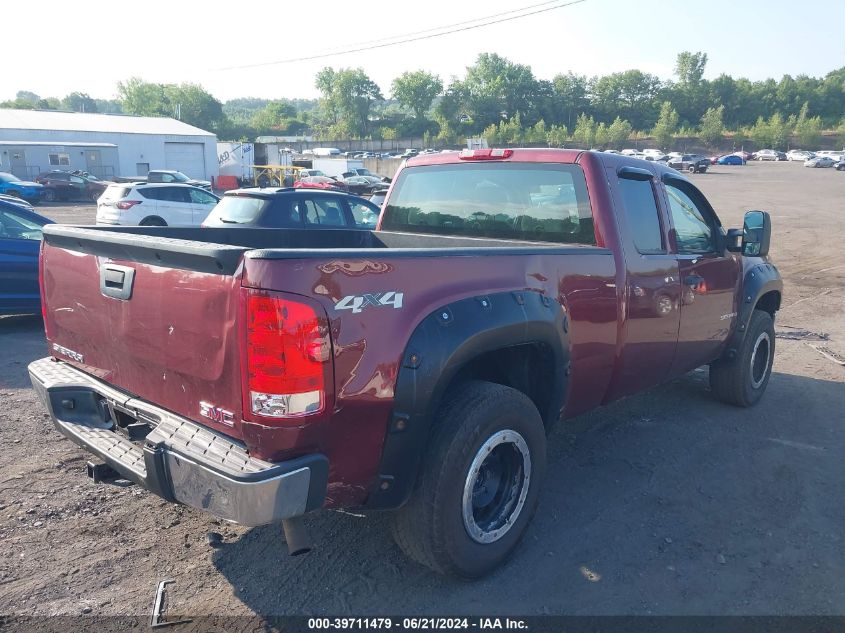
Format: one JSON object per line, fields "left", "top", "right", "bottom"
{"left": 96, "top": 183, "right": 219, "bottom": 226}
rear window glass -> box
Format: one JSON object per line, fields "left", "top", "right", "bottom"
{"left": 101, "top": 185, "right": 130, "bottom": 202}
{"left": 381, "top": 163, "right": 594, "bottom": 244}
{"left": 204, "top": 195, "right": 270, "bottom": 225}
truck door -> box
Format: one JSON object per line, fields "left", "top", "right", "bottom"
{"left": 606, "top": 166, "right": 681, "bottom": 399}
{"left": 661, "top": 176, "right": 741, "bottom": 376}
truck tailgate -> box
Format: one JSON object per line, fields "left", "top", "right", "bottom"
{"left": 40, "top": 226, "right": 248, "bottom": 440}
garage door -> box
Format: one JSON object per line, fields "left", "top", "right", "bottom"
{"left": 164, "top": 142, "right": 206, "bottom": 179}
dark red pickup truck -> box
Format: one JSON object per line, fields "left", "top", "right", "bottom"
{"left": 29, "top": 149, "right": 782, "bottom": 578}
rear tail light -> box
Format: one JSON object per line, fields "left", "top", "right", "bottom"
{"left": 241, "top": 289, "right": 331, "bottom": 423}
{"left": 116, "top": 200, "right": 142, "bottom": 210}
{"left": 459, "top": 148, "right": 514, "bottom": 160}
{"left": 38, "top": 243, "right": 50, "bottom": 338}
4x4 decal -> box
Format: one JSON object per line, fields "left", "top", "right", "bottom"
{"left": 335, "top": 292, "right": 404, "bottom": 314}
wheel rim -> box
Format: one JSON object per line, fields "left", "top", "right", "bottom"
{"left": 750, "top": 331, "right": 771, "bottom": 389}
{"left": 44, "top": 190, "right": 56, "bottom": 201}
{"left": 462, "top": 429, "right": 531, "bottom": 544}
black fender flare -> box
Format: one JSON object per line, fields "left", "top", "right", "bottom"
{"left": 728, "top": 261, "right": 783, "bottom": 355}
{"left": 365, "top": 290, "right": 570, "bottom": 510}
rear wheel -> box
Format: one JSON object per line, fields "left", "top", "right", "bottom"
{"left": 392, "top": 381, "right": 546, "bottom": 578}
{"left": 89, "top": 191, "right": 101, "bottom": 202}
{"left": 43, "top": 189, "right": 57, "bottom": 202}
{"left": 710, "top": 309, "right": 775, "bottom": 407}
{"left": 139, "top": 216, "right": 167, "bottom": 226}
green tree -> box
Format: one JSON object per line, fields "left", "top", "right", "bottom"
{"left": 749, "top": 116, "right": 771, "bottom": 148}
{"left": 572, "top": 113, "right": 596, "bottom": 147}
{"left": 166, "top": 83, "right": 226, "bottom": 132}
{"left": 62, "top": 92, "right": 98, "bottom": 113}
{"left": 527, "top": 119, "right": 547, "bottom": 144}
{"left": 594, "top": 122, "right": 609, "bottom": 148}
{"left": 117, "top": 78, "right": 171, "bottom": 117}
{"left": 251, "top": 100, "right": 298, "bottom": 132}
{"left": 316, "top": 67, "right": 383, "bottom": 138}
{"left": 651, "top": 101, "right": 679, "bottom": 149}
{"left": 607, "top": 116, "right": 633, "bottom": 149}
{"left": 792, "top": 102, "right": 822, "bottom": 148}
{"left": 118, "top": 79, "right": 225, "bottom": 132}
{"left": 675, "top": 51, "right": 708, "bottom": 86}
{"left": 699, "top": 105, "right": 724, "bottom": 146}
{"left": 455, "top": 53, "right": 542, "bottom": 131}
{"left": 767, "top": 112, "right": 790, "bottom": 149}
{"left": 483, "top": 123, "right": 500, "bottom": 145}
{"left": 546, "top": 124, "right": 569, "bottom": 147}
{"left": 391, "top": 71, "right": 442, "bottom": 120}
{"left": 837, "top": 118, "right": 845, "bottom": 149}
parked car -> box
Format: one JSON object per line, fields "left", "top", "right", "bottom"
{"left": 202, "top": 188, "right": 380, "bottom": 229}
{"left": 342, "top": 175, "right": 390, "bottom": 196}
{"left": 733, "top": 150, "right": 754, "bottom": 161}
{"left": 716, "top": 154, "right": 745, "bottom": 165}
{"left": 754, "top": 149, "right": 786, "bottom": 161}
{"left": 0, "top": 200, "right": 52, "bottom": 315}
{"left": 35, "top": 170, "right": 110, "bottom": 202}
{"left": 369, "top": 190, "right": 387, "bottom": 207}
{"left": 294, "top": 176, "right": 348, "bottom": 191}
{"left": 0, "top": 172, "right": 44, "bottom": 203}
{"left": 804, "top": 156, "right": 836, "bottom": 168}
{"left": 0, "top": 193, "right": 34, "bottom": 210}
{"left": 298, "top": 169, "right": 328, "bottom": 178}
{"left": 814, "top": 150, "right": 845, "bottom": 161}
{"left": 96, "top": 183, "right": 219, "bottom": 226}
{"left": 786, "top": 150, "right": 815, "bottom": 162}
{"left": 116, "top": 169, "right": 212, "bottom": 191}
{"left": 341, "top": 168, "right": 377, "bottom": 179}
{"left": 835, "top": 159, "right": 845, "bottom": 171}
{"left": 668, "top": 154, "right": 709, "bottom": 173}
{"left": 30, "top": 149, "right": 781, "bottom": 579}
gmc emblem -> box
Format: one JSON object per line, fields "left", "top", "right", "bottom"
{"left": 199, "top": 402, "right": 235, "bottom": 427}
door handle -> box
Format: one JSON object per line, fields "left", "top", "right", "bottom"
{"left": 99, "top": 264, "right": 135, "bottom": 300}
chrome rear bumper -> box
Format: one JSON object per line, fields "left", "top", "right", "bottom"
{"left": 28, "top": 357, "right": 328, "bottom": 526}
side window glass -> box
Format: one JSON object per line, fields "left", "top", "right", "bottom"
{"left": 161, "top": 174, "right": 174, "bottom": 182}
{"left": 139, "top": 188, "right": 159, "bottom": 200}
{"left": 316, "top": 198, "right": 345, "bottom": 226}
{"left": 70, "top": 176, "right": 84, "bottom": 184}
{"left": 189, "top": 189, "right": 215, "bottom": 204}
{"left": 168, "top": 187, "right": 190, "bottom": 203}
{"left": 348, "top": 200, "right": 379, "bottom": 228}
{"left": 618, "top": 177, "right": 663, "bottom": 254}
{"left": 0, "top": 211, "right": 43, "bottom": 240}
{"left": 665, "top": 183, "right": 715, "bottom": 253}
{"left": 303, "top": 198, "right": 346, "bottom": 226}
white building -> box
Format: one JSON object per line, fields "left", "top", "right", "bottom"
{"left": 0, "top": 109, "right": 218, "bottom": 181}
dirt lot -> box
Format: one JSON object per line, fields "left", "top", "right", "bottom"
{"left": 1, "top": 161, "right": 844, "bottom": 618}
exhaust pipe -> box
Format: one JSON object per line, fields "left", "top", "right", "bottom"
{"left": 282, "top": 517, "right": 312, "bottom": 556}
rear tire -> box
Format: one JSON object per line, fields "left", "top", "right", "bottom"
{"left": 709, "top": 309, "right": 775, "bottom": 407}
{"left": 139, "top": 217, "right": 167, "bottom": 226}
{"left": 43, "top": 189, "right": 57, "bottom": 202}
{"left": 391, "top": 381, "right": 546, "bottom": 579}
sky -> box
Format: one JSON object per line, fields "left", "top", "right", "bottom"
{"left": 4, "top": 0, "right": 844, "bottom": 103}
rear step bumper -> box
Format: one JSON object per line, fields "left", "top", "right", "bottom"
{"left": 28, "top": 357, "right": 328, "bottom": 527}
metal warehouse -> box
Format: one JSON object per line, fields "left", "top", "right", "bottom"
{"left": 0, "top": 109, "right": 218, "bottom": 181}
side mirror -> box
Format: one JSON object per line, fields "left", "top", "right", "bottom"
{"left": 741, "top": 210, "right": 771, "bottom": 257}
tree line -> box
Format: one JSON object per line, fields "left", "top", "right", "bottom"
{"left": 3, "top": 52, "right": 844, "bottom": 150}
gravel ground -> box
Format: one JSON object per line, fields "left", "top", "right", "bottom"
{"left": 1, "top": 161, "right": 844, "bottom": 619}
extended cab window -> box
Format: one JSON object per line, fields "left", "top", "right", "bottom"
{"left": 381, "top": 163, "right": 595, "bottom": 244}
{"left": 618, "top": 177, "right": 663, "bottom": 254}
{"left": 665, "top": 181, "right": 716, "bottom": 253}
{"left": 204, "top": 195, "right": 270, "bottom": 225}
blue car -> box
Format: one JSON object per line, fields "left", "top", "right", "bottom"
{"left": 0, "top": 200, "right": 52, "bottom": 315}
{"left": 716, "top": 154, "right": 745, "bottom": 165}
{"left": 0, "top": 172, "right": 44, "bottom": 203}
